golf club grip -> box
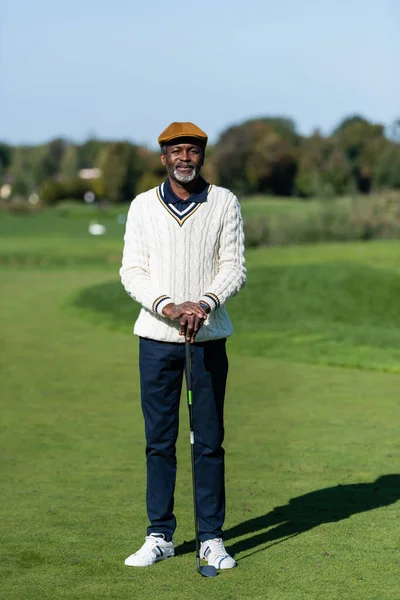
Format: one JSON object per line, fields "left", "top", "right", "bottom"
{"left": 184, "top": 341, "right": 192, "bottom": 391}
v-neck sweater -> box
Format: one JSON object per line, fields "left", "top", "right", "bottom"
{"left": 161, "top": 177, "right": 209, "bottom": 211}
{"left": 120, "top": 183, "right": 247, "bottom": 343}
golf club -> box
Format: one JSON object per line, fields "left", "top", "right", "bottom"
{"left": 184, "top": 340, "right": 218, "bottom": 578}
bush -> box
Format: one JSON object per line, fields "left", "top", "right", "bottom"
{"left": 40, "top": 178, "right": 97, "bottom": 205}
{"left": 0, "top": 195, "right": 44, "bottom": 214}
{"left": 243, "top": 192, "right": 400, "bottom": 247}
{"left": 243, "top": 217, "right": 271, "bottom": 247}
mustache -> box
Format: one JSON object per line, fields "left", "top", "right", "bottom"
{"left": 176, "top": 163, "right": 196, "bottom": 169}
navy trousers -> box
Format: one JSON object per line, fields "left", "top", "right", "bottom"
{"left": 139, "top": 337, "right": 228, "bottom": 543}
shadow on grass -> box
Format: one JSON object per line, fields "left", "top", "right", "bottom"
{"left": 175, "top": 474, "right": 400, "bottom": 560}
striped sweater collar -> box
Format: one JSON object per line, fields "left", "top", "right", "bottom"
{"left": 156, "top": 179, "right": 213, "bottom": 227}
{"left": 160, "top": 177, "right": 211, "bottom": 205}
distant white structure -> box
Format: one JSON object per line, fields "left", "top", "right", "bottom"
{"left": 84, "top": 191, "right": 96, "bottom": 204}
{"left": 79, "top": 168, "right": 102, "bottom": 180}
{"left": 28, "top": 193, "right": 40, "bottom": 205}
{"left": 0, "top": 184, "right": 12, "bottom": 199}
{"left": 88, "top": 221, "right": 106, "bottom": 236}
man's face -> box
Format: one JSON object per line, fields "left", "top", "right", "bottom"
{"left": 161, "top": 140, "right": 204, "bottom": 184}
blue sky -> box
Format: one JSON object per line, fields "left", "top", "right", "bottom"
{"left": 1, "top": 0, "right": 399, "bottom": 147}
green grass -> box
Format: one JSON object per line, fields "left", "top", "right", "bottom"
{"left": 1, "top": 210, "right": 400, "bottom": 599}
{"left": 0, "top": 209, "right": 124, "bottom": 267}
{"left": 239, "top": 195, "right": 315, "bottom": 217}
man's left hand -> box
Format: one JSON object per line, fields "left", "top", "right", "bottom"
{"left": 179, "top": 303, "right": 207, "bottom": 343}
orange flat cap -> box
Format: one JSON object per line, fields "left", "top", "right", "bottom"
{"left": 158, "top": 122, "right": 208, "bottom": 146}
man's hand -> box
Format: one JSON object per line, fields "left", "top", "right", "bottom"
{"left": 162, "top": 302, "right": 208, "bottom": 343}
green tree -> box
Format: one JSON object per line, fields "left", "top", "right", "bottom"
{"left": 0, "top": 142, "right": 11, "bottom": 177}
{"left": 98, "top": 142, "right": 142, "bottom": 202}
{"left": 375, "top": 142, "right": 400, "bottom": 189}
{"left": 78, "top": 138, "right": 106, "bottom": 169}
{"left": 212, "top": 118, "right": 299, "bottom": 195}
{"left": 9, "top": 147, "right": 35, "bottom": 195}
{"left": 295, "top": 131, "right": 331, "bottom": 196}
{"left": 135, "top": 147, "right": 165, "bottom": 193}
{"left": 60, "top": 144, "right": 78, "bottom": 180}
{"left": 323, "top": 148, "right": 354, "bottom": 196}
{"left": 333, "top": 115, "right": 385, "bottom": 192}
{"left": 296, "top": 132, "right": 354, "bottom": 197}
{"left": 26, "top": 138, "right": 67, "bottom": 186}
{"left": 388, "top": 119, "right": 400, "bottom": 143}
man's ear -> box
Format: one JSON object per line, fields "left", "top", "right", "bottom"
{"left": 160, "top": 153, "right": 166, "bottom": 166}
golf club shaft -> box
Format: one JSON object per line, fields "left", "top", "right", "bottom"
{"left": 185, "top": 340, "right": 201, "bottom": 572}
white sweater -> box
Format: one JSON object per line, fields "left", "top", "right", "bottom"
{"left": 120, "top": 182, "right": 246, "bottom": 343}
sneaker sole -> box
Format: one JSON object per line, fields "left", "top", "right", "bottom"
{"left": 125, "top": 553, "right": 174, "bottom": 567}
{"left": 200, "top": 556, "right": 237, "bottom": 570}
{"left": 217, "top": 559, "right": 237, "bottom": 569}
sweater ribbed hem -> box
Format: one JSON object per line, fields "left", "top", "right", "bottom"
{"left": 199, "top": 293, "right": 220, "bottom": 312}
{"left": 153, "top": 295, "right": 173, "bottom": 315}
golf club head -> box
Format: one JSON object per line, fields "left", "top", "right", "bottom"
{"left": 199, "top": 565, "right": 218, "bottom": 577}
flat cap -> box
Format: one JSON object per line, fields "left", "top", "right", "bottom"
{"left": 158, "top": 122, "right": 208, "bottom": 146}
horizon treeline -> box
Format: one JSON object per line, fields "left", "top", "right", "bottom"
{"left": 1, "top": 114, "right": 399, "bottom": 204}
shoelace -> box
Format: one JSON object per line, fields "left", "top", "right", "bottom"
{"left": 205, "top": 538, "right": 226, "bottom": 555}
{"left": 141, "top": 534, "right": 166, "bottom": 551}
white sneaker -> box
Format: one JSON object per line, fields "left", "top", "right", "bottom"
{"left": 200, "top": 538, "right": 237, "bottom": 570}
{"left": 125, "top": 534, "right": 174, "bottom": 567}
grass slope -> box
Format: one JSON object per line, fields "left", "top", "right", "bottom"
{"left": 73, "top": 256, "right": 400, "bottom": 373}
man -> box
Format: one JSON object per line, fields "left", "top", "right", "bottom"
{"left": 120, "top": 122, "right": 246, "bottom": 570}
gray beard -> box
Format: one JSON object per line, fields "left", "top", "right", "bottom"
{"left": 173, "top": 165, "right": 198, "bottom": 183}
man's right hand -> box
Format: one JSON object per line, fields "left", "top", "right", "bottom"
{"left": 162, "top": 302, "right": 208, "bottom": 343}
{"left": 162, "top": 302, "right": 207, "bottom": 321}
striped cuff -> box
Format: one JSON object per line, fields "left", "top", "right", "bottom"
{"left": 199, "top": 293, "right": 220, "bottom": 312}
{"left": 152, "top": 295, "right": 173, "bottom": 315}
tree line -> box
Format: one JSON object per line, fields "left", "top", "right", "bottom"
{"left": 1, "top": 115, "right": 399, "bottom": 204}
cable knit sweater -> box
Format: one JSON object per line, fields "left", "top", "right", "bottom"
{"left": 120, "top": 182, "right": 247, "bottom": 343}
